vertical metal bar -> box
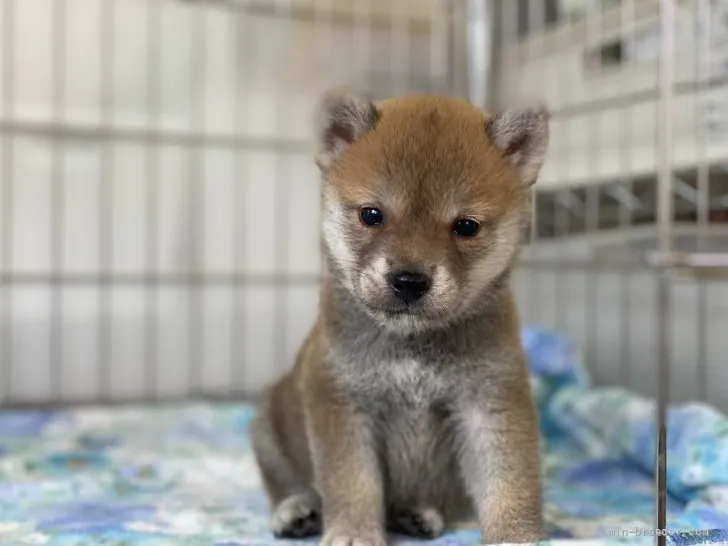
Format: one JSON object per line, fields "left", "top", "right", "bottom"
{"left": 655, "top": 398, "right": 668, "bottom": 546}
{"left": 354, "top": 0, "right": 373, "bottom": 93}
{"left": 50, "top": 0, "right": 67, "bottom": 402}
{"left": 345, "top": 0, "right": 354, "bottom": 83}
{"left": 145, "top": 0, "right": 161, "bottom": 400}
{"left": 356, "top": 0, "right": 372, "bottom": 81}
{"left": 445, "top": 1, "right": 461, "bottom": 98}
{"left": 314, "top": 0, "right": 333, "bottom": 276}
{"left": 430, "top": 0, "right": 446, "bottom": 93}
{"left": 657, "top": 0, "right": 675, "bottom": 256}
{"left": 585, "top": 4, "right": 602, "bottom": 376}
{"left": 466, "top": 0, "right": 491, "bottom": 109}
{"left": 315, "top": 0, "right": 334, "bottom": 72}
{"left": 619, "top": 0, "right": 636, "bottom": 387}
{"left": 188, "top": 4, "right": 206, "bottom": 396}
{"left": 555, "top": 6, "right": 574, "bottom": 333}
{"left": 655, "top": 1, "right": 676, "bottom": 544}
{"left": 272, "top": 0, "right": 292, "bottom": 380}
{"left": 554, "top": 191, "right": 569, "bottom": 331}
{"left": 656, "top": 270, "right": 670, "bottom": 546}
{"left": 392, "top": 0, "right": 410, "bottom": 94}
{"left": 98, "top": 0, "right": 114, "bottom": 401}
{"left": 232, "top": 2, "right": 247, "bottom": 395}
{"left": 526, "top": 0, "right": 541, "bottom": 324}
{"left": 695, "top": 0, "right": 711, "bottom": 403}
{"left": 1, "top": 0, "right": 16, "bottom": 404}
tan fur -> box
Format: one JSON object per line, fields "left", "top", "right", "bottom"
{"left": 251, "top": 90, "right": 549, "bottom": 546}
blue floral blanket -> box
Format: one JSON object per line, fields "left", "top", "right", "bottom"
{"left": 1, "top": 327, "right": 728, "bottom": 546}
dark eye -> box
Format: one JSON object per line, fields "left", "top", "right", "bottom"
{"left": 453, "top": 218, "right": 480, "bottom": 237}
{"left": 360, "top": 207, "right": 384, "bottom": 227}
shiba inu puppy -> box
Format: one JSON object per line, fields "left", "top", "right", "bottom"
{"left": 251, "top": 88, "right": 549, "bottom": 546}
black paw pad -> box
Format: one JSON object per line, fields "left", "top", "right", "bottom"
{"left": 273, "top": 509, "right": 321, "bottom": 539}
{"left": 389, "top": 507, "right": 444, "bottom": 539}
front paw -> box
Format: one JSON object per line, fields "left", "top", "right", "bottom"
{"left": 388, "top": 506, "right": 444, "bottom": 539}
{"left": 271, "top": 491, "right": 321, "bottom": 538}
{"left": 320, "top": 529, "right": 387, "bottom": 546}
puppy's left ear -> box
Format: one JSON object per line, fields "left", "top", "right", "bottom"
{"left": 485, "top": 105, "right": 550, "bottom": 186}
{"left": 314, "top": 87, "right": 380, "bottom": 172}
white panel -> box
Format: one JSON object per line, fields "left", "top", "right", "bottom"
{"left": 10, "top": 287, "right": 51, "bottom": 402}
{"left": 158, "top": 145, "right": 192, "bottom": 273}
{"left": 200, "top": 287, "right": 235, "bottom": 395}
{"left": 157, "top": 286, "right": 192, "bottom": 399}
{"left": 64, "top": 0, "right": 102, "bottom": 126}
{"left": 61, "top": 287, "right": 100, "bottom": 401}
{"left": 243, "top": 14, "right": 294, "bottom": 140}
{"left": 158, "top": 0, "right": 195, "bottom": 132}
{"left": 63, "top": 142, "right": 101, "bottom": 273}
{"left": 242, "top": 286, "right": 277, "bottom": 393}
{"left": 201, "top": 7, "right": 237, "bottom": 136}
{"left": 11, "top": 138, "right": 52, "bottom": 273}
{"left": 285, "top": 154, "right": 322, "bottom": 275}
{"left": 242, "top": 152, "right": 278, "bottom": 275}
{"left": 283, "top": 285, "right": 320, "bottom": 371}
{"left": 111, "top": 144, "right": 146, "bottom": 274}
{"left": 111, "top": 0, "right": 149, "bottom": 129}
{"left": 109, "top": 287, "right": 145, "bottom": 400}
{"left": 202, "top": 149, "right": 235, "bottom": 272}
{"left": 13, "top": 0, "right": 54, "bottom": 123}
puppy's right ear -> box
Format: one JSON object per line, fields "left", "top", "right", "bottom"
{"left": 315, "top": 88, "right": 379, "bottom": 171}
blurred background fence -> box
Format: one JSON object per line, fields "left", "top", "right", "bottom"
{"left": 0, "top": 0, "right": 726, "bottom": 413}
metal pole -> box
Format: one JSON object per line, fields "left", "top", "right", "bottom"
{"left": 655, "top": 0, "right": 676, "bottom": 544}
{"left": 465, "top": 0, "right": 493, "bottom": 109}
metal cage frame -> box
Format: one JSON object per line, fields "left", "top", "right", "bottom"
{"left": 1, "top": 1, "right": 727, "bottom": 544}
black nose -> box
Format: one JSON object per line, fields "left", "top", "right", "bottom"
{"left": 389, "top": 269, "right": 431, "bottom": 304}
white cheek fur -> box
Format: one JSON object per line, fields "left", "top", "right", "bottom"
{"left": 429, "top": 266, "right": 453, "bottom": 303}
{"left": 321, "top": 192, "right": 356, "bottom": 291}
{"left": 460, "top": 211, "right": 523, "bottom": 305}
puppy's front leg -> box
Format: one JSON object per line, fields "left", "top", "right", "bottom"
{"left": 303, "top": 365, "right": 386, "bottom": 546}
{"left": 455, "top": 379, "right": 544, "bottom": 544}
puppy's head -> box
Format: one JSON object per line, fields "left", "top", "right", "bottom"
{"left": 315, "top": 88, "right": 549, "bottom": 335}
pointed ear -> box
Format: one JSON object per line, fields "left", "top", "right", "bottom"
{"left": 314, "top": 87, "right": 380, "bottom": 171}
{"left": 485, "top": 105, "right": 550, "bottom": 186}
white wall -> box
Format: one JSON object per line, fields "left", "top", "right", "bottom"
{"left": 1, "top": 0, "right": 726, "bottom": 414}
{"left": 0, "top": 0, "right": 450, "bottom": 404}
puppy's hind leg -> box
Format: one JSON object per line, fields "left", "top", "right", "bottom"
{"left": 250, "top": 396, "right": 322, "bottom": 538}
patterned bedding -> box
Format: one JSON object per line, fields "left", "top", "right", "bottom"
{"left": 1, "top": 327, "right": 728, "bottom": 546}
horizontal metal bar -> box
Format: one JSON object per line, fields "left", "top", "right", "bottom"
{"left": 180, "top": 0, "right": 436, "bottom": 34}
{"left": 0, "top": 390, "right": 262, "bottom": 411}
{"left": 2, "top": 256, "right": 724, "bottom": 285}
{"left": 5, "top": 81, "right": 720, "bottom": 144}
{"left": 665, "top": 267, "right": 728, "bottom": 281}
{"left": 519, "top": 254, "right": 728, "bottom": 280}
{"left": 0, "top": 272, "right": 321, "bottom": 286}
{"left": 549, "top": 75, "right": 728, "bottom": 120}
{"left": 0, "top": 119, "right": 311, "bottom": 153}
{"left": 517, "top": 257, "right": 657, "bottom": 272}
{"left": 2, "top": 254, "right": 723, "bottom": 285}
{"left": 649, "top": 251, "right": 728, "bottom": 268}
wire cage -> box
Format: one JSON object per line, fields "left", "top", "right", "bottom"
{"left": 0, "top": 0, "right": 727, "bottom": 543}
{"left": 0, "top": 0, "right": 464, "bottom": 407}
{"left": 504, "top": 0, "right": 728, "bottom": 412}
